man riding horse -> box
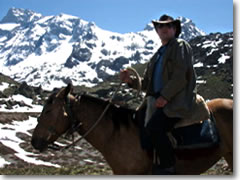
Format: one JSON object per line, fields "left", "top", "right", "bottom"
{"left": 120, "top": 14, "right": 199, "bottom": 175}
{"left": 31, "top": 14, "right": 232, "bottom": 175}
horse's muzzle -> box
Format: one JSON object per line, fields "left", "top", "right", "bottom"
{"left": 31, "top": 137, "right": 48, "bottom": 152}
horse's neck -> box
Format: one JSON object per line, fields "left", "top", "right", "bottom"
{"left": 71, "top": 96, "right": 151, "bottom": 174}
{"left": 72, "top": 96, "right": 113, "bottom": 150}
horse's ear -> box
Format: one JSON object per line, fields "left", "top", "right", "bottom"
{"left": 56, "top": 83, "right": 73, "bottom": 99}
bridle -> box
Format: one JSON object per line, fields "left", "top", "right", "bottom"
{"left": 45, "top": 67, "right": 141, "bottom": 151}
{"left": 36, "top": 94, "right": 81, "bottom": 150}
{"left": 50, "top": 82, "right": 123, "bottom": 151}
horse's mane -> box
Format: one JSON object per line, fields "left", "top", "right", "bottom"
{"left": 80, "top": 94, "right": 140, "bottom": 131}
{"left": 46, "top": 90, "right": 140, "bottom": 131}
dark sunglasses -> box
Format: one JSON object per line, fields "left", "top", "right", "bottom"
{"left": 156, "top": 23, "right": 174, "bottom": 29}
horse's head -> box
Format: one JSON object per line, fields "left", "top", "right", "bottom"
{"left": 31, "top": 84, "right": 73, "bottom": 152}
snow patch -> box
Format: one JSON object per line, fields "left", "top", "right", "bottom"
{"left": 218, "top": 54, "right": 230, "bottom": 64}
{"left": 194, "top": 62, "right": 204, "bottom": 68}
{"left": 0, "top": 94, "right": 43, "bottom": 112}
{"left": 0, "top": 82, "right": 9, "bottom": 91}
{"left": 0, "top": 23, "right": 20, "bottom": 31}
{"left": 0, "top": 156, "right": 11, "bottom": 168}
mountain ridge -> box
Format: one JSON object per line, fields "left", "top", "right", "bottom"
{"left": 0, "top": 8, "right": 225, "bottom": 91}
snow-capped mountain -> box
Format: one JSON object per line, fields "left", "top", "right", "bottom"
{"left": 0, "top": 8, "right": 205, "bottom": 90}
{"left": 178, "top": 17, "right": 205, "bottom": 41}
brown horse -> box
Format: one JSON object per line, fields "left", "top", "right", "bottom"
{"left": 31, "top": 84, "right": 233, "bottom": 175}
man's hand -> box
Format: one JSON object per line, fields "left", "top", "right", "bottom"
{"left": 155, "top": 96, "right": 168, "bottom": 108}
{"left": 119, "top": 69, "right": 132, "bottom": 84}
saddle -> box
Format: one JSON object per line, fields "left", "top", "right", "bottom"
{"left": 168, "top": 114, "right": 219, "bottom": 150}
{"left": 139, "top": 94, "right": 219, "bottom": 150}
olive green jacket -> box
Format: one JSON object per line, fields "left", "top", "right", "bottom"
{"left": 130, "top": 38, "right": 198, "bottom": 119}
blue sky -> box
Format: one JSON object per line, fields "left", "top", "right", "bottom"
{"left": 0, "top": 0, "right": 233, "bottom": 34}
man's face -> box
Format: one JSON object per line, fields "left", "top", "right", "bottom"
{"left": 156, "top": 23, "right": 176, "bottom": 43}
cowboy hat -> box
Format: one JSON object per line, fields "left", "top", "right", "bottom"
{"left": 152, "top": 14, "right": 181, "bottom": 38}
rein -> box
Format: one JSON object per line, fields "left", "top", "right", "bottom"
{"left": 50, "top": 67, "right": 141, "bottom": 151}
{"left": 59, "top": 82, "right": 123, "bottom": 151}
